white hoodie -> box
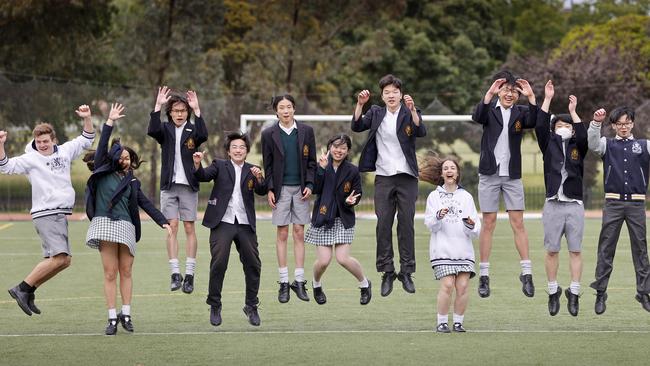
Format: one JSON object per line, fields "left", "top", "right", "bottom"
{"left": 424, "top": 185, "right": 481, "bottom": 268}
{"left": 0, "top": 130, "right": 95, "bottom": 218}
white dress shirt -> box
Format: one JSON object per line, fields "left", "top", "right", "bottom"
{"left": 494, "top": 100, "right": 512, "bottom": 177}
{"left": 173, "top": 122, "right": 189, "bottom": 185}
{"left": 222, "top": 160, "right": 249, "bottom": 225}
{"left": 375, "top": 106, "right": 413, "bottom": 177}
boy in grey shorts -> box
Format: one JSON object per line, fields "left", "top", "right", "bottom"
{"left": 0, "top": 106, "right": 95, "bottom": 315}
{"left": 471, "top": 70, "right": 538, "bottom": 298}
{"left": 536, "top": 80, "right": 587, "bottom": 316}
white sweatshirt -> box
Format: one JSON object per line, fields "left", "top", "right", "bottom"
{"left": 0, "top": 130, "right": 95, "bottom": 218}
{"left": 424, "top": 185, "right": 481, "bottom": 267}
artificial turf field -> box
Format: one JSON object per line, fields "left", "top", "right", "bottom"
{"left": 0, "top": 218, "right": 649, "bottom": 366}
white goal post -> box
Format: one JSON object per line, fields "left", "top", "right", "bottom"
{"left": 240, "top": 114, "right": 473, "bottom": 133}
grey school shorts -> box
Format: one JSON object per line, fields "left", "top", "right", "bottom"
{"left": 542, "top": 199, "right": 584, "bottom": 252}
{"left": 272, "top": 185, "right": 311, "bottom": 226}
{"left": 33, "top": 214, "right": 70, "bottom": 257}
{"left": 161, "top": 183, "right": 198, "bottom": 222}
{"left": 478, "top": 174, "right": 525, "bottom": 212}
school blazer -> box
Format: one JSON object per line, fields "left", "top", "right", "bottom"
{"left": 194, "top": 159, "right": 268, "bottom": 232}
{"left": 260, "top": 122, "right": 316, "bottom": 198}
{"left": 471, "top": 100, "right": 538, "bottom": 179}
{"left": 310, "top": 160, "right": 362, "bottom": 229}
{"left": 85, "top": 124, "right": 168, "bottom": 242}
{"left": 147, "top": 111, "right": 208, "bottom": 192}
{"left": 535, "top": 109, "right": 587, "bottom": 200}
{"left": 351, "top": 104, "right": 426, "bottom": 176}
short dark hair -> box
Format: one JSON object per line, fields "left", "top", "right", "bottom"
{"left": 379, "top": 74, "right": 402, "bottom": 92}
{"left": 271, "top": 94, "right": 296, "bottom": 111}
{"left": 492, "top": 70, "right": 519, "bottom": 88}
{"left": 165, "top": 93, "right": 193, "bottom": 122}
{"left": 609, "top": 106, "right": 635, "bottom": 124}
{"left": 223, "top": 131, "right": 250, "bottom": 153}
{"left": 551, "top": 114, "right": 572, "bottom": 130}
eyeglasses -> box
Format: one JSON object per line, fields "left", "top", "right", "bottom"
{"left": 501, "top": 88, "right": 519, "bottom": 96}
{"left": 171, "top": 109, "right": 188, "bottom": 114}
{"left": 615, "top": 122, "right": 633, "bottom": 128}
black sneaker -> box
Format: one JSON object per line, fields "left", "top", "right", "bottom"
{"left": 313, "top": 286, "right": 327, "bottom": 305}
{"left": 380, "top": 272, "right": 397, "bottom": 297}
{"left": 436, "top": 323, "right": 451, "bottom": 333}
{"left": 595, "top": 291, "right": 607, "bottom": 315}
{"left": 453, "top": 322, "right": 466, "bottom": 333}
{"left": 548, "top": 286, "right": 562, "bottom": 316}
{"left": 565, "top": 288, "right": 580, "bottom": 316}
{"left": 243, "top": 305, "right": 261, "bottom": 326}
{"left": 635, "top": 293, "right": 650, "bottom": 312}
{"left": 290, "top": 280, "right": 310, "bottom": 302}
{"left": 397, "top": 272, "right": 415, "bottom": 293}
{"left": 118, "top": 312, "right": 134, "bottom": 332}
{"left": 8, "top": 286, "right": 32, "bottom": 316}
{"left": 27, "top": 292, "right": 41, "bottom": 315}
{"left": 360, "top": 281, "right": 372, "bottom": 305}
{"left": 182, "top": 274, "right": 194, "bottom": 294}
{"left": 519, "top": 274, "right": 535, "bottom": 297}
{"left": 278, "top": 282, "right": 290, "bottom": 303}
{"left": 170, "top": 273, "right": 183, "bottom": 291}
{"left": 105, "top": 318, "right": 118, "bottom": 335}
{"left": 478, "top": 275, "right": 490, "bottom": 298}
{"left": 210, "top": 305, "right": 222, "bottom": 326}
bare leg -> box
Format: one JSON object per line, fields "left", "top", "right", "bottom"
{"left": 545, "top": 251, "right": 559, "bottom": 282}
{"left": 166, "top": 219, "right": 180, "bottom": 260}
{"left": 183, "top": 221, "right": 197, "bottom": 259}
{"left": 508, "top": 210, "right": 530, "bottom": 260}
{"left": 437, "top": 275, "right": 455, "bottom": 316}
{"left": 292, "top": 224, "right": 305, "bottom": 269}
{"left": 453, "top": 273, "right": 471, "bottom": 315}
{"left": 479, "top": 212, "right": 497, "bottom": 262}
{"left": 276, "top": 225, "right": 289, "bottom": 268}
{"left": 117, "top": 245, "right": 134, "bottom": 306}
{"left": 569, "top": 251, "right": 583, "bottom": 283}
{"left": 313, "top": 246, "right": 333, "bottom": 282}
{"left": 334, "top": 244, "right": 365, "bottom": 282}
{"left": 25, "top": 254, "right": 71, "bottom": 287}
{"left": 99, "top": 242, "right": 119, "bottom": 310}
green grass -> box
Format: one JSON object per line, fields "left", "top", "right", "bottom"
{"left": 0, "top": 218, "right": 649, "bottom": 365}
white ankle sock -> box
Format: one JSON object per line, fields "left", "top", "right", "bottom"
{"left": 359, "top": 277, "right": 369, "bottom": 288}
{"left": 294, "top": 268, "right": 305, "bottom": 282}
{"left": 520, "top": 260, "right": 532, "bottom": 275}
{"left": 312, "top": 279, "right": 322, "bottom": 288}
{"left": 108, "top": 308, "right": 117, "bottom": 319}
{"left": 570, "top": 281, "right": 580, "bottom": 295}
{"left": 453, "top": 313, "right": 464, "bottom": 324}
{"left": 185, "top": 257, "right": 196, "bottom": 276}
{"left": 479, "top": 262, "right": 490, "bottom": 276}
{"left": 437, "top": 313, "right": 448, "bottom": 325}
{"left": 279, "top": 267, "right": 289, "bottom": 283}
{"left": 548, "top": 281, "right": 559, "bottom": 294}
{"left": 121, "top": 305, "right": 131, "bottom": 316}
{"left": 169, "top": 258, "right": 180, "bottom": 274}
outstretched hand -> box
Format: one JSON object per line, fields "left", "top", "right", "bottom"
{"left": 568, "top": 95, "right": 578, "bottom": 114}
{"left": 593, "top": 108, "right": 607, "bottom": 123}
{"left": 75, "top": 104, "right": 92, "bottom": 119}
{"left": 108, "top": 103, "right": 126, "bottom": 122}
{"left": 155, "top": 86, "right": 171, "bottom": 109}
{"left": 544, "top": 80, "right": 554, "bottom": 100}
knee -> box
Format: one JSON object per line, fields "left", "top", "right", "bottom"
{"left": 54, "top": 254, "right": 71, "bottom": 269}
{"left": 183, "top": 222, "right": 196, "bottom": 235}
{"left": 277, "top": 227, "right": 289, "bottom": 241}
{"left": 316, "top": 257, "right": 331, "bottom": 269}
{"left": 119, "top": 267, "right": 133, "bottom": 279}
{"left": 293, "top": 225, "right": 304, "bottom": 236}
{"left": 335, "top": 253, "right": 349, "bottom": 266}
{"left": 509, "top": 217, "right": 525, "bottom": 231}
{"left": 546, "top": 251, "right": 559, "bottom": 258}
{"left": 482, "top": 217, "right": 496, "bottom": 231}
{"left": 104, "top": 269, "right": 118, "bottom": 282}
{"left": 440, "top": 282, "right": 454, "bottom": 295}
{"left": 455, "top": 282, "right": 469, "bottom": 296}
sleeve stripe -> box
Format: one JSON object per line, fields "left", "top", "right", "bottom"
{"left": 82, "top": 130, "right": 96, "bottom": 139}
{"left": 0, "top": 156, "right": 8, "bottom": 166}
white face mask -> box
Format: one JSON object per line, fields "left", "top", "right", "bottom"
{"left": 555, "top": 127, "right": 572, "bottom": 140}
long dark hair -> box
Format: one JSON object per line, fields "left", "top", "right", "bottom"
{"left": 83, "top": 138, "right": 145, "bottom": 171}
{"left": 418, "top": 151, "right": 461, "bottom": 186}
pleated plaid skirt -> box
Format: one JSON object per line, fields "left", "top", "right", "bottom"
{"left": 433, "top": 264, "right": 476, "bottom": 280}
{"left": 305, "top": 218, "right": 355, "bottom": 246}
{"left": 86, "top": 216, "right": 137, "bottom": 256}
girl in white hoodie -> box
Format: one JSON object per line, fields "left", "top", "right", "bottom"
{"left": 421, "top": 155, "right": 480, "bottom": 333}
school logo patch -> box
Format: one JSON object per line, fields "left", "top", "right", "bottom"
{"left": 514, "top": 120, "right": 522, "bottom": 133}
{"left": 319, "top": 205, "right": 327, "bottom": 215}
{"left": 247, "top": 178, "right": 254, "bottom": 190}
{"left": 405, "top": 125, "right": 413, "bottom": 137}
{"left": 570, "top": 147, "right": 579, "bottom": 160}
{"left": 48, "top": 157, "right": 67, "bottom": 173}
{"left": 303, "top": 144, "right": 309, "bottom": 157}
{"left": 185, "top": 137, "right": 196, "bottom": 150}
{"left": 343, "top": 181, "right": 351, "bottom": 193}
{"left": 632, "top": 142, "right": 642, "bottom": 154}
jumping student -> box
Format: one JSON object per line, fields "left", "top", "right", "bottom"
{"left": 536, "top": 80, "right": 587, "bottom": 316}
{"left": 193, "top": 132, "right": 267, "bottom": 327}
{"left": 588, "top": 106, "right": 650, "bottom": 314}
{"left": 148, "top": 86, "right": 208, "bottom": 293}
{"left": 421, "top": 154, "right": 480, "bottom": 333}
{"left": 471, "top": 70, "right": 538, "bottom": 298}
{"left": 0, "top": 105, "right": 95, "bottom": 316}
{"left": 85, "top": 103, "right": 171, "bottom": 335}
{"left": 305, "top": 134, "right": 371, "bottom": 305}
{"left": 261, "top": 94, "right": 316, "bottom": 303}
{"left": 352, "top": 74, "right": 426, "bottom": 297}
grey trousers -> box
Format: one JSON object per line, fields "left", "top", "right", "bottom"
{"left": 374, "top": 174, "right": 418, "bottom": 274}
{"left": 590, "top": 200, "right": 650, "bottom": 294}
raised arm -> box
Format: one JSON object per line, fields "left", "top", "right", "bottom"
{"left": 535, "top": 80, "right": 554, "bottom": 151}
{"left": 95, "top": 103, "right": 125, "bottom": 168}
{"left": 0, "top": 131, "right": 30, "bottom": 175}
{"left": 588, "top": 108, "right": 607, "bottom": 156}
{"left": 148, "top": 86, "right": 171, "bottom": 143}
{"left": 188, "top": 90, "right": 208, "bottom": 145}
{"left": 351, "top": 90, "right": 373, "bottom": 132}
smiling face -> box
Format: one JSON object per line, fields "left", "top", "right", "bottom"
{"left": 441, "top": 160, "right": 459, "bottom": 186}
{"left": 381, "top": 84, "right": 402, "bottom": 111}
{"left": 34, "top": 134, "right": 55, "bottom": 156}
{"left": 228, "top": 138, "right": 248, "bottom": 165}
{"left": 275, "top": 98, "right": 295, "bottom": 125}
{"left": 329, "top": 139, "right": 349, "bottom": 163}
{"left": 119, "top": 149, "right": 131, "bottom": 171}
{"left": 613, "top": 114, "right": 634, "bottom": 139}
{"left": 497, "top": 83, "right": 520, "bottom": 109}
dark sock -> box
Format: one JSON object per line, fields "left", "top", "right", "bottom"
{"left": 18, "top": 281, "right": 36, "bottom": 293}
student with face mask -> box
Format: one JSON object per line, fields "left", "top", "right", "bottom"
{"left": 536, "top": 80, "right": 587, "bottom": 317}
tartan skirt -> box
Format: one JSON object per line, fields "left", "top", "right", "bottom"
{"left": 433, "top": 264, "right": 476, "bottom": 280}
{"left": 305, "top": 218, "right": 355, "bottom": 246}
{"left": 86, "top": 216, "right": 137, "bottom": 256}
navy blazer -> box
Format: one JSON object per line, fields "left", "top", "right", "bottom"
{"left": 311, "top": 160, "right": 362, "bottom": 229}
{"left": 85, "top": 124, "right": 168, "bottom": 242}
{"left": 471, "top": 100, "right": 538, "bottom": 179}
{"left": 351, "top": 104, "right": 426, "bottom": 176}
{"left": 194, "top": 159, "right": 268, "bottom": 232}
{"left": 260, "top": 121, "right": 316, "bottom": 199}
{"left": 147, "top": 111, "right": 208, "bottom": 192}
{"left": 535, "top": 110, "right": 587, "bottom": 200}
